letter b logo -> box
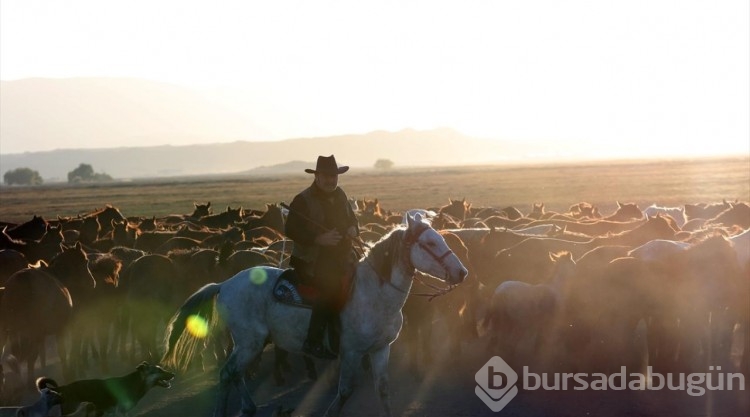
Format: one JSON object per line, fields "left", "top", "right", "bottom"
{"left": 475, "top": 356, "right": 519, "bottom": 412}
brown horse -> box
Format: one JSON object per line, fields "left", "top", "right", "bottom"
{"left": 0, "top": 249, "right": 28, "bottom": 287}
{"left": 0, "top": 242, "right": 94, "bottom": 383}
{"left": 4, "top": 215, "right": 48, "bottom": 242}
{"left": 81, "top": 205, "right": 127, "bottom": 239}
{"left": 117, "top": 254, "right": 181, "bottom": 362}
{"left": 162, "top": 201, "right": 213, "bottom": 225}
{"left": 198, "top": 206, "right": 244, "bottom": 229}
{"left": 438, "top": 198, "right": 471, "bottom": 221}
{"left": 602, "top": 201, "right": 644, "bottom": 222}
{"left": 241, "top": 203, "right": 285, "bottom": 234}
{"left": 484, "top": 252, "right": 577, "bottom": 367}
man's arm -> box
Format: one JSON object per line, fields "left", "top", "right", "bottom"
{"left": 285, "top": 194, "right": 316, "bottom": 246}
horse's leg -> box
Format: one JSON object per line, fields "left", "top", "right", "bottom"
{"left": 273, "top": 346, "right": 287, "bottom": 385}
{"left": 324, "top": 350, "right": 360, "bottom": 417}
{"left": 96, "top": 325, "right": 109, "bottom": 373}
{"left": 214, "top": 338, "right": 264, "bottom": 417}
{"left": 369, "top": 346, "right": 394, "bottom": 417}
{"left": 304, "top": 356, "right": 318, "bottom": 380}
{"left": 56, "top": 331, "right": 70, "bottom": 381}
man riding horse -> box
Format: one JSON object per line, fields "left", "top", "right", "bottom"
{"left": 285, "top": 155, "right": 360, "bottom": 360}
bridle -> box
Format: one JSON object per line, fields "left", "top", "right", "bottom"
{"left": 385, "top": 225, "right": 460, "bottom": 300}
{"left": 403, "top": 225, "right": 455, "bottom": 271}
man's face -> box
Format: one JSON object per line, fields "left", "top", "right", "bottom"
{"left": 315, "top": 172, "right": 338, "bottom": 193}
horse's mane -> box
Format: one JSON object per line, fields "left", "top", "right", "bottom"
{"left": 363, "top": 227, "right": 407, "bottom": 283}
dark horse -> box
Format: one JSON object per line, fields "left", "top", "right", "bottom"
{"left": 0, "top": 242, "right": 94, "bottom": 383}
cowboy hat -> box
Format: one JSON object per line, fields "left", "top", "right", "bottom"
{"left": 305, "top": 155, "right": 349, "bottom": 175}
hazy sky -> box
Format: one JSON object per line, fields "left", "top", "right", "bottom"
{"left": 1, "top": 0, "right": 748, "bottom": 156}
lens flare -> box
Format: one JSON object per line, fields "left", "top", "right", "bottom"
{"left": 250, "top": 268, "right": 268, "bottom": 285}
{"left": 186, "top": 314, "right": 209, "bottom": 338}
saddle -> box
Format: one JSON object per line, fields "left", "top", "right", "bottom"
{"left": 272, "top": 267, "right": 355, "bottom": 310}
{"left": 272, "top": 269, "right": 319, "bottom": 308}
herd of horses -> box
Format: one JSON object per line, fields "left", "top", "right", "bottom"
{"left": 0, "top": 196, "right": 748, "bottom": 415}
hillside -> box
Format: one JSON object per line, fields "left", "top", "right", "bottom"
{"left": 0, "top": 77, "right": 567, "bottom": 180}
{"left": 0, "top": 128, "right": 541, "bottom": 180}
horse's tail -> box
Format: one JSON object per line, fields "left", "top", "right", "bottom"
{"left": 162, "top": 282, "right": 221, "bottom": 372}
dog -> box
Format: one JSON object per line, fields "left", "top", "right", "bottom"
{"left": 36, "top": 361, "right": 174, "bottom": 416}
{"left": 0, "top": 387, "right": 61, "bottom": 417}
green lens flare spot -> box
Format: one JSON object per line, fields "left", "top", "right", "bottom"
{"left": 186, "top": 315, "right": 209, "bottom": 338}
{"left": 250, "top": 268, "right": 268, "bottom": 285}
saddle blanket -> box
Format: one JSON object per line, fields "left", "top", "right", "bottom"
{"left": 272, "top": 269, "right": 318, "bottom": 308}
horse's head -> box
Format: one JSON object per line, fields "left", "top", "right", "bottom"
{"left": 440, "top": 198, "right": 470, "bottom": 220}
{"left": 404, "top": 213, "right": 468, "bottom": 285}
{"left": 49, "top": 242, "right": 96, "bottom": 292}
{"left": 192, "top": 201, "right": 212, "bottom": 218}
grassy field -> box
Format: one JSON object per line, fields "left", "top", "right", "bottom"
{"left": 0, "top": 156, "right": 748, "bottom": 224}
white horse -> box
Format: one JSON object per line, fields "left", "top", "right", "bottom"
{"left": 162, "top": 213, "right": 467, "bottom": 417}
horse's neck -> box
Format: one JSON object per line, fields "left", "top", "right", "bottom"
{"left": 352, "top": 232, "right": 414, "bottom": 314}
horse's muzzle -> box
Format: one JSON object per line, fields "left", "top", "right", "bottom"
{"left": 449, "top": 266, "right": 468, "bottom": 285}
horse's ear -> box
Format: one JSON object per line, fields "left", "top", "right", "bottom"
{"left": 549, "top": 252, "right": 558, "bottom": 262}
{"left": 407, "top": 213, "right": 419, "bottom": 228}
{"left": 74, "top": 241, "right": 83, "bottom": 251}
{"left": 616, "top": 201, "right": 622, "bottom": 208}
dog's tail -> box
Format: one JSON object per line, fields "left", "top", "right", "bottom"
{"left": 162, "top": 282, "right": 221, "bottom": 372}
{"left": 36, "top": 376, "right": 59, "bottom": 392}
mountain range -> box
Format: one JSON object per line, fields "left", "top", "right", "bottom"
{"left": 0, "top": 128, "right": 550, "bottom": 181}
{"left": 0, "top": 77, "right": 603, "bottom": 181}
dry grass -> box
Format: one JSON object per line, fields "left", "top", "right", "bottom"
{"left": 1, "top": 156, "right": 748, "bottom": 224}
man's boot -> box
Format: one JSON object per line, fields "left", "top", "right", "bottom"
{"left": 303, "top": 304, "right": 337, "bottom": 360}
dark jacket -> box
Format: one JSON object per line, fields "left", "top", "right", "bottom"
{"left": 285, "top": 181, "right": 359, "bottom": 288}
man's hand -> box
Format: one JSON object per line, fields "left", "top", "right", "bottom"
{"left": 315, "top": 229, "right": 342, "bottom": 246}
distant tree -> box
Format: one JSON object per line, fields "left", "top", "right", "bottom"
{"left": 92, "top": 172, "right": 113, "bottom": 182}
{"left": 3, "top": 167, "right": 43, "bottom": 185}
{"left": 67, "top": 163, "right": 113, "bottom": 183}
{"left": 374, "top": 159, "right": 394, "bottom": 170}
